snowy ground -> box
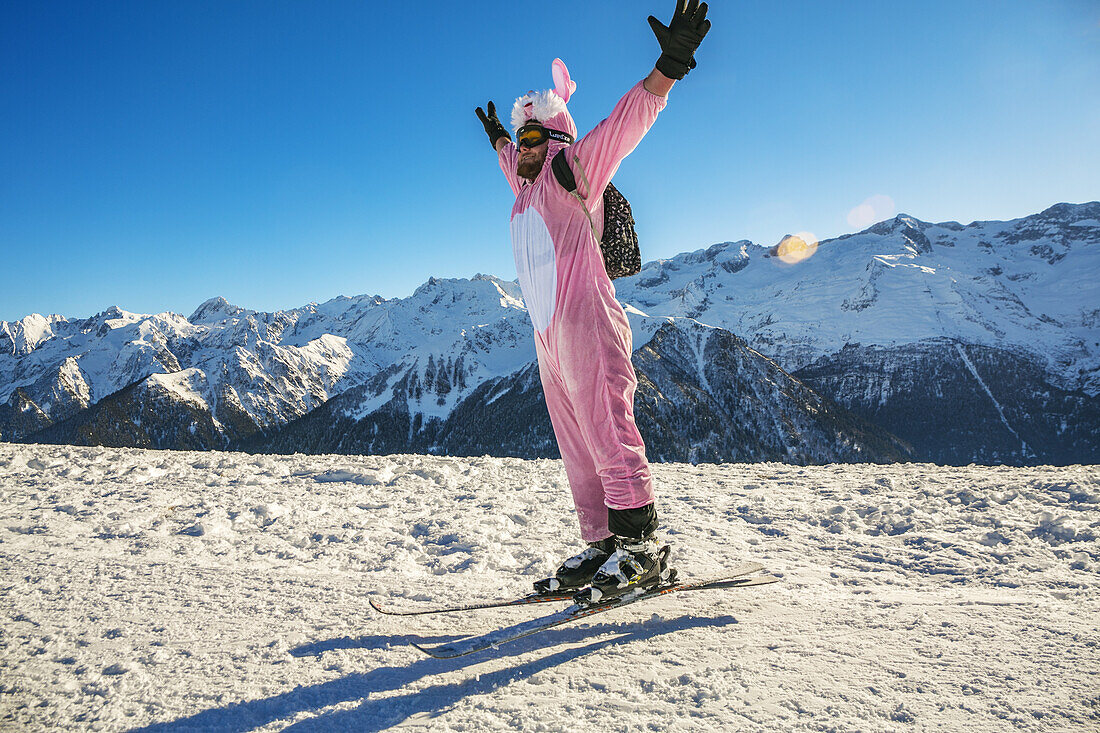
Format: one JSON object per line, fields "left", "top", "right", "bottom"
{"left": 1, "top": 444, "right": 1097, "bottom": 732}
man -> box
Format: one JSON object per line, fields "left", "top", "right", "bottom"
{"left": 475, "top": 1, "right": 710, "bottom": 603}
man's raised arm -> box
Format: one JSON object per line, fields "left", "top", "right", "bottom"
{"left": 568, "top": 0, "right": 711, "bottom": 203}
{"left": 476, "top": 101, "right": 511, "bottom": 153}
{"left": 476, "top": 100, "right": 524, "bottom": 194}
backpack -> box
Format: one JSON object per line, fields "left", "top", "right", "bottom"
{"left": 551, "top": 149, "right": 641, "bottom": 280}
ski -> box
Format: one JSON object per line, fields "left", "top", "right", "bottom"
{"left": 411, "top": 569, "right": 778, "bottom": 659}
{"left": 369, "top": 590, "right": 574, "bottom": 616}
{"left": 372, "top": 561, "right": 764, "bottom": 617}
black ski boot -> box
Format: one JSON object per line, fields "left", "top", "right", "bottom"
{"left": 533, "top": 537, "right": 616, "bottom": 594}
{"left": 573, "top": 536, "right": 675, "bottom": 605}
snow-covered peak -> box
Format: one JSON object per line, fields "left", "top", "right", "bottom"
{"left": 412, "top": 275, "right": 513, "bottom": 301}
{"left": 0, "top": 313, "right": 65, "bottom": 355}
{"left": 865, "top": 213, "right": 931, "bottom": 236}
{"left": 81, "top": 306, "right": 147, "bottom": 333}
{"left": 1036, "top": 201, "right": 1100, "bottom": 225}
{"left": 401, "top": 275, "right": 528, "bottom": 321}
{"left": 642, "top": 240, "right": 758, "bottom": 272}
{"left": 189, "top": 297, "right": 251, "bottom": 324}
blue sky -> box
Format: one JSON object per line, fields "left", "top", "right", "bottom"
{"left": 2, "top": 0, "right": 1098, "bottom": 322}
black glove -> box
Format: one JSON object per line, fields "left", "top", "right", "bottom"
{"left": 475, "top": 101, "right": 511, "bottom": 149}
{"left": 648, "top": 0, "right": 711, "bottom": 80}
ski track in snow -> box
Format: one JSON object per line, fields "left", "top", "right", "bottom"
{"left": 0, "top": 444, "right": 1097, "bottom": 732}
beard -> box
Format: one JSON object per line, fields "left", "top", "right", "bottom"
{"left": 517, "top": 155, "right": 543, "bottom": 181}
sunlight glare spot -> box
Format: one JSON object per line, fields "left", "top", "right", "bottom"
{"left": 776, "top": 232, "right": 819, "bottom": 265}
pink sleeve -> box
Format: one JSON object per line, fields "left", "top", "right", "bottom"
{"left": 568, "top": 80, "right": 668, "bottom": 204}
{"left": 497, "top": 141, "right": 524, "bottom": 196}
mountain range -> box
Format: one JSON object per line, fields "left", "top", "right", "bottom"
{"left": 3, "top": 202, "right": 1098, "bottom": 465}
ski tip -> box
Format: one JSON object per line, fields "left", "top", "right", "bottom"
{"left": 719, "top": 574, "right": 780, "bottom": 588}
{"left": 368, "top": 597, "right": 390, "bottom": 614}
{"left": 411, "top": 641, "right": 458, "bottom": 659}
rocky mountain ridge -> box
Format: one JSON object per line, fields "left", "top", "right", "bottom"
{"left": 2, "top": 202, "right": 1097, "bottom": 465}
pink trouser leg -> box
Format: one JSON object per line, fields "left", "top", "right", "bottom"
{"left": 536, "top": 309, "right": 655, "bottom": 542}
{"left": 557, "top": 337, "right": 655, "bottom": 513}
{"left": 538, "top": 351, "right": 611, "bottom": 543}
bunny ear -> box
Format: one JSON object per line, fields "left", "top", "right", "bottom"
{"left": 552, "top": 58, "right": 576, "bottom": 103}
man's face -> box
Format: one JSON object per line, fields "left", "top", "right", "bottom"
{"left": 517, "top": 140, "right": 548, "bottom": 182}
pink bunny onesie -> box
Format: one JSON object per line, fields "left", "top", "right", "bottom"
{"left": 497, "top": 60, "right": 667, "bottom": 542}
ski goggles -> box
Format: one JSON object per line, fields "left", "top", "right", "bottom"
{"left": 516, "top": 124, "right": 574, "bottom": 149}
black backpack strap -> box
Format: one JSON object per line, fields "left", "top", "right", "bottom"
{"left": 551, "top": 148, "right": 601, "bottom": 247}
{"left": 551, "top": 148, "right": 577, "bottom": 193}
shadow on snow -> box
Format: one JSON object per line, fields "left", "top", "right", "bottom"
{"left": 129, "top": 613, "right": 741, "bottom": 732}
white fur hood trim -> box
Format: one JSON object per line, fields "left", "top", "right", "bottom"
{"left": 511, "top": 89, "right": 568, "bottom": 131}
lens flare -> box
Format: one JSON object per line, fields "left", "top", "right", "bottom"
{"left": 776, "top": 232, "right": 819, "bottom": 265}
{"left": 848, "top": 195, "right": 896, "bottom": 229}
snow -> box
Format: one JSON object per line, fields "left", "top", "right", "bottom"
{"left": 146, "top": 369, "right": 210, "bottom": 410}
{"left": 1, "top": 443, "right": 1097, "bottom": 731}
{"left": 57, "top": 357, "right": 91, "bottom": 405}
